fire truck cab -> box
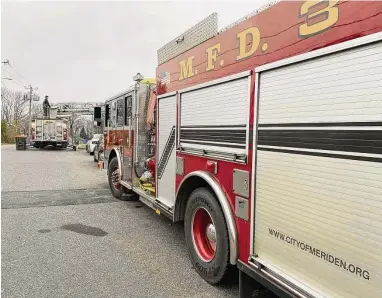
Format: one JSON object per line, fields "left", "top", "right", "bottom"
{"left": 99, "top": 1, "right": 382, "bottom": 297}
{"left": 99, "top": 75, "right": 157, "bottom": 201}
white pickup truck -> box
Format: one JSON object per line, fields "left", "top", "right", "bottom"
{"left": 31, "top": 118, "right": 69, "bottom": 149}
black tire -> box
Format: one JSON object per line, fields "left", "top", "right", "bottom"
{"left": 107, "top": 157, "right": 139, "bottom": 201}
{"left": 184, "top": 187, "right": 234, "bottom": 285}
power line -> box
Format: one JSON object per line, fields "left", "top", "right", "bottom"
{"left": 1, "top": 66, "right": 28, "bottom": 88}
{"left": 1, "top": 81, "right": 12, "bottom": 91}
{"left": 2, "top": 66, "right": 28, "bottom": 87}
{"left": 1, "top": 66, "right": 14, "bottom": 78}
{"left": 7, "top": 62, "right": 31, "bottom": 86}
{"left": 5, "top": 78, "right": 26, "bottom": 88}
{"left": 13, "top": 80, "right": 28, "bottom": 88}
{"left": 1, "top": 60, "right": 34, "bottom": 91}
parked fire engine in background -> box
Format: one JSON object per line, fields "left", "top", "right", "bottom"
{"left": 96, "top": 1, "right": 382, "bottom": 297}
{"left": 31, "top": 95, "right": 69, "bottom": 149}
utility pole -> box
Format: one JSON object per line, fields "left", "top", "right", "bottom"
{"left": 25, "top": 85, "right": 39, "bottom": 143}
{"left": 28, "top": 86, "right": 33, "bottom": 142}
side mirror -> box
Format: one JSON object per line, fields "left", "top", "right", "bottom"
{"left": 94, "top": 107, "right": 102, "bottom": 124}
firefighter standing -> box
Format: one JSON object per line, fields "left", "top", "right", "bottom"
{"left": 43, "top": 95, "right": 50, "bottom": 117}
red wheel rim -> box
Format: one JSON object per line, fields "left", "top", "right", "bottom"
{"left": 191, "top": 207, "right": 216, "bottom": 262}
{"left": 111, "top": 166, "right": 121, "bottom": 189}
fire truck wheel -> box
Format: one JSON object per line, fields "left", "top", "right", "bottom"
{"left": 184, "top": 187, "right": 233, "bottom": 285}
{"left": 108, "top": 157, "right": 139, "bottom": 201}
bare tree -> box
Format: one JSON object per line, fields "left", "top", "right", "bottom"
{"left": 31, "top": 101, "right": 44, "bottom": 118}
{"left": 1, "top": 86, "right": 31, "bottom": 135}
{"left": 72, "top": 116, "right": 92, "bottom": 137}
{"left": 83, "top": 117, "right": 94, "bottom": 138}
{"left": 2, "top": 86, "right": 15, "bottom": 124}
{"left": 66, "top": 113, "right": 80, "bottom": 144}
{"left": 72, "top": 117, "right": 83, "bottom": 138}
{"left": 1, "top": 87, "right": 28, "bottom": 124}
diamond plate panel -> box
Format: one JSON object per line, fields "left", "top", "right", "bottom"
{"left": 157, "top": 13, "right": 218, "bottom": 65}
{"left": 219, "top": 0, "right": 280, "bottom": 34}
{"left": 157, "top": 1, "right": 280, "bottom": 65}
{"left": 176, "top": 157, "right": 184, "bottom": 176}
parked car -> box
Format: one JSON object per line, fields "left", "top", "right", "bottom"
{"left": 93, "top": 135, "right": 104, "bottom": 162}
{"left": 88, "top": 134, "right": 102, "bottom": 155}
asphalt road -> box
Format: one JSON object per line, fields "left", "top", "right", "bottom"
{"left": 1, "top": 145, "right": 240, "bottom": 298}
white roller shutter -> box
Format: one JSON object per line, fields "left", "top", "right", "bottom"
{"left": 258, "top": 42, "right": 382, "bottom": 124}
{"left": 180, "top": 77, "right": 249, "bottom": 126}
{"left": 157, "top": 94, "right": 177, "bottom": 208}
{"left": 179, "top": 72, "right": 250, "bottom": 156}
{"left": 252, "top": 35, "right": 382, "bottom": 298}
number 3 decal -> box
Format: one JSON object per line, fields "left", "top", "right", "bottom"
{"left": 299, "top": 0, "right": 339, "bottom": 38}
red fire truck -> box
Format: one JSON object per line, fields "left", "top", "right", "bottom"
{"left": 98, "top": 1, "right": 382, "bottom": 297}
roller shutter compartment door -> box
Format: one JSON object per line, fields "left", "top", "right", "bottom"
{"left": 253, "top": 40, "right": 382, "bottom": 298}
{"left": 157, "top": 95, "right": 177, "bottom": 208}
{"left": 179, "top": 74, "right": 250, "bottom": 156}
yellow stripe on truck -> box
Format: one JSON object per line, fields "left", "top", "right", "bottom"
{"left": 140, "top": 78, "right": 156, "bottom": 85}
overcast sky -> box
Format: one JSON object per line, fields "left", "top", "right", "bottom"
{"left": 2, "top": 0, "right": 268, "bottom": 104}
